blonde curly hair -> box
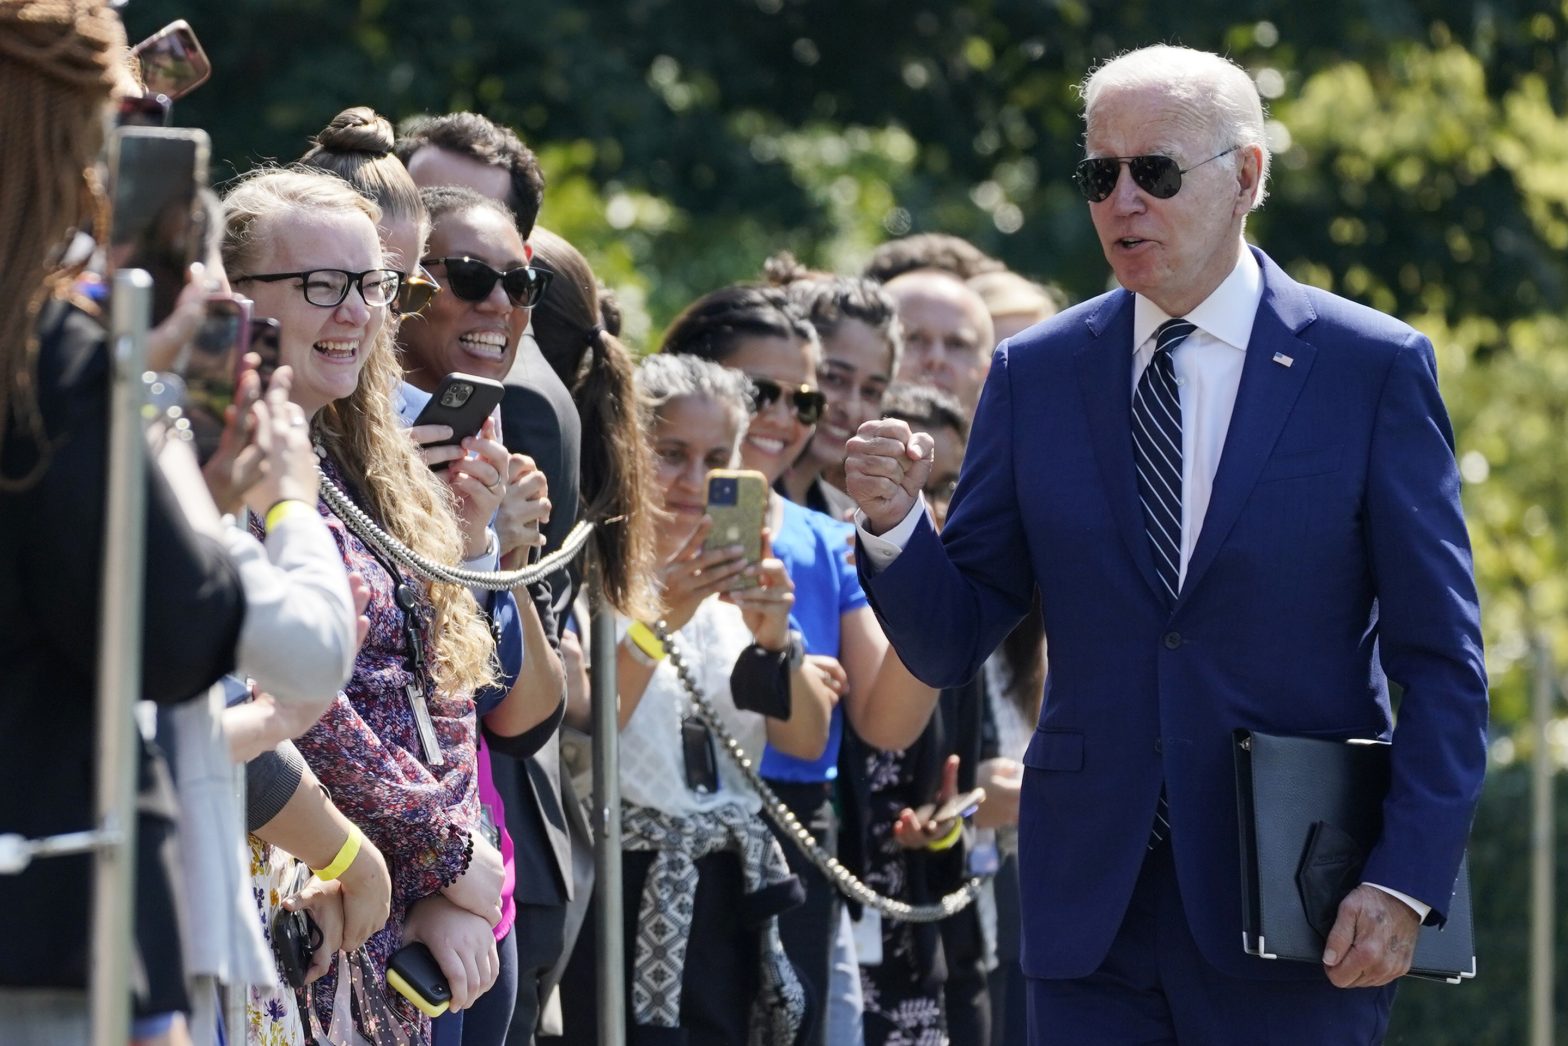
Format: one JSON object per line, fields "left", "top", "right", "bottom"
{"left": 221, "top": 168, "right": 496, "bottom": 697}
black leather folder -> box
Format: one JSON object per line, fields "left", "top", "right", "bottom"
{"left": 1233, "top": 729, "right": 1476, "bottom": 983}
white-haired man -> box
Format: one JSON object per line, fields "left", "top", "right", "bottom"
{"left": 846, "top": 45, "right": 1486, "bottom": 1043}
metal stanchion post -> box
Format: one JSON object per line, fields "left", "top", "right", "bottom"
{"left": 588, "top": 553, "right": 626, "bottom": 1045}
{"left": 1529, "top": 637, "right": 1556, "bottom": 1046}
{"left": 90, "top": 270, "right": 152, "bottom": 1046}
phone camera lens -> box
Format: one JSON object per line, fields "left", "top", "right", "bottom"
{"left": 441, "top": 383, "right": 473, "bottom": 408}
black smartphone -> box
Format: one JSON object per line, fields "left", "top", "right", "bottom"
{"left": 106, "top": 126, "right": 209, "bottom": 326}
{"left": 270, "top": 906, "right": 320, "bottom": 989}
{"left": 248, "top": 317, "right": 282, "bottom": 388}
{"left": 410, "top": 372, "right": 505, "bottom": 470}
{"left": 179, "top": 294, "right": 250, "bottom": 463}
{"left": 131, "top": 20, "right": 212, "bottom": 100}
{"left": 681, "top": 716, "right": 720, "bottom": 794}
{"left": 387, "top": 942, "right": 451, "bottom": 1018}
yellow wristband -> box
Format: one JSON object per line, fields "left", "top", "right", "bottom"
{"left": 926, "top": 818, "right": 964, "bottom": 853}
{"left": 264, "top": 498, "right": 310, "bottom": 533}
{"left": 626, "top": 621, "right": 667, "bottom": 662}
{"left": 311, "top": 825, "right": 363, "bottom": 881}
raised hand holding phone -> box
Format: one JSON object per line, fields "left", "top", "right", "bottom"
{"left": 657, "top": 517, "right": 753, "bottom": 633}
{"left": 702, "top": 468, "right": 767, "bottom": 590}
{"left": 725, "top": 532, "right": 794, "bottom": 648}
{"left": 893, "top": 755, "right": 986, "bottom": 850}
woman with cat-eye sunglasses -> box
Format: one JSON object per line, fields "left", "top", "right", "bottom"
{"left": 422, "top": 255, "right": 553, "bottom": 309}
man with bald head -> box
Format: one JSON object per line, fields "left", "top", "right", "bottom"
{"left": 885, "top": 268, "right": 995, "bottom": 413}
{"left": 846, "top": 45, "right": 1486, "bottom": 1043}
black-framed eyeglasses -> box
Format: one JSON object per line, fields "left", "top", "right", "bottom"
{"left": 422, "top": 256, "right": 552, "bottom": 309}
{"left": 749, "top": 376, "right": 827, "bottom": 426}
{"left": 393, "top": 265, "right": 441, "bottom": 316}
{"left": 1072, "top": 146, "right": 1240, "bottom": 203}
{"left": 232, "top": 268, "right": 402, "bottom": 308}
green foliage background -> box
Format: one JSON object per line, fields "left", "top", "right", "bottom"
{"left": 127, "top": 2, "right": 1568, "bottom": 1036}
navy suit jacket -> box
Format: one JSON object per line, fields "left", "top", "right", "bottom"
{"left": 860, "top": 248, "right": 1487, "bottom": 982}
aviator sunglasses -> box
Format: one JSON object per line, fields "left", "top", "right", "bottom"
{"left": 1073, "top": 145, "right": 1240, "bottom": 202}
{"left": 749, "top": 376, "right": 827, "bottom": 426}
{"left": 422, "top": 256, "right": 553, "bottom": 309}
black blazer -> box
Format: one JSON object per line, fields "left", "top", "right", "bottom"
{"left": 497, "top": 332, "right": 583, "bottom": 902}
{"left": 0, "top": 300, "right": 245, "bottom": 1009}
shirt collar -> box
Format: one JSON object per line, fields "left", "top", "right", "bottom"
{"left": 1131, "top": 246, "right": 1263, "bottom": 352}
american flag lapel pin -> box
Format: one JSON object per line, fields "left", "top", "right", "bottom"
{"left": 1272, "top": 351, "right": 1294, "bottom": 367}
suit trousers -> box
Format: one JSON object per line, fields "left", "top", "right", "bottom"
{"left": 1026, "top": 840, "right": 1396, "bottom": 1045}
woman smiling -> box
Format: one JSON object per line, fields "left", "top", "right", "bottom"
{"left": 224, "top": 168, "right": 502, "bottom": 1042}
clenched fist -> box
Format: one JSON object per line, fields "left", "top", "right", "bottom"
{"left": 844, "top": 418, "right": 936, "bottom": 535}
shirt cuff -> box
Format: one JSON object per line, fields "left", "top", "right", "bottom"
{"left": 1364, "top": 881, "right": 1431, "bottom": 923}
{"left": 854, "top": 495, "right": 929, "bottom": 573}
{"left": 463, "top": 527, "right": 500, "bottom": 570}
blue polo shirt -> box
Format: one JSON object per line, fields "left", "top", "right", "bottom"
{"left": 761, "top": 497, "right": 868, "bottom": 782}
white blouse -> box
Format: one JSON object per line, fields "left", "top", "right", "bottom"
{"left": 618, "top": 600, "right": 770, "bottom": 818}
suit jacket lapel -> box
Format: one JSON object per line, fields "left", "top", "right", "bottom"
{"left": 1075, "top": 292, "right": 1168, "bottom": 606}
{"left": 1176, "top": 253, "right": 1318, "bottom": 610}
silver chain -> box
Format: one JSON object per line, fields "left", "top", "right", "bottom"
{"left": 654, "top": 621, "right": 985, "bottom": 923}
{"left": 317, "top": 468, "right": 594, "bottom": 590}
{"left": 319, "top": 465, "right": 981, "bottom": 920}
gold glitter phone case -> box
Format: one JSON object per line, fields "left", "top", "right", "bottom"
{"left": 703, "top": 468, "right": 768, "bottom": 590}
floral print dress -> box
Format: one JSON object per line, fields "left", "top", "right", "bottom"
{"left": 252, "top": 456, "right": 482, "bottom": 1043}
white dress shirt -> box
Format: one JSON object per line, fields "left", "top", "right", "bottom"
{"left": 856, "top": 247, "right": 1430, "bottom": 922}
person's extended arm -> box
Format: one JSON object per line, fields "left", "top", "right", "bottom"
{"left": 764, "top": 654, "right": 843, "bottom": 761}
{"left": 293, "top": 688, "right": 479, "bottom": 911}
{"left": 483, "top": 584, "right": 566, "bottom": 748}
{"left": 837, "top": 606, "right": 941, "bottom": 752}
{"left": 251, "top": 759, "right": 391, "bottom": 953}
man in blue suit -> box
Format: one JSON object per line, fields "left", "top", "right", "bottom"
{"left": 846, "top": 45, "right": 1487, "bottom": 1043}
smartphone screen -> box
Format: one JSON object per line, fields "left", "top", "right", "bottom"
{"left": 181, "top": 295, "right": 250, "bottom": 462}
{"left": 107, "top": 127, "right": 209, "bottom": 326}
{"left": 132, "top": 21, "right": 212, "bottom": 100}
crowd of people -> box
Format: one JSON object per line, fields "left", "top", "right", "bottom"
{"left": 0, "top": 2, "right": 1060, "bottom": 1044}
{"left": 2, "top": 3, "right": 1488, "bottom": 1046}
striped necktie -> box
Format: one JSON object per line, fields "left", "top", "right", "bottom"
{"left": 1132, "top": 318, "right": 1194, "bottom": 606}
{"left": 1135, "top": 318, "right": 1193, "bottom": 850}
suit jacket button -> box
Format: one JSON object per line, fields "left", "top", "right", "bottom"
{"left": 1163, "top": 631, "right": 1183, "bottom": 650}
{"left": 1154, "top": 738, "right": 1163, "bottom": 753}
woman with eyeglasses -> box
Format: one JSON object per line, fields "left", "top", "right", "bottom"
{"left": 297, "top": 112, "right": 568, "bottom": 1046}
{"left": 660, "top": 284, "right": 941, "bottom": 1046}
{"left": 224, "top": 167, "right": 506, "bottom": 1043}
{"left": 297, "top": 106, "right": 441, "bottom": 321}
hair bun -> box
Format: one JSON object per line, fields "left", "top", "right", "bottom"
{"left": 761, "top": 250, "right": 811, "bottom": 287}
{"left": 312, "top": 106, "right": 395, "bottom": 156}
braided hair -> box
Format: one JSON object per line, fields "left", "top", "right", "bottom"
{"left": 0, "top": 0, "right": 125, "bottom": 488}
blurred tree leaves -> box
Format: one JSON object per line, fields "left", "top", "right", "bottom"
{"left": 126, "top": 0, "right": 1568, "bottom": 748}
